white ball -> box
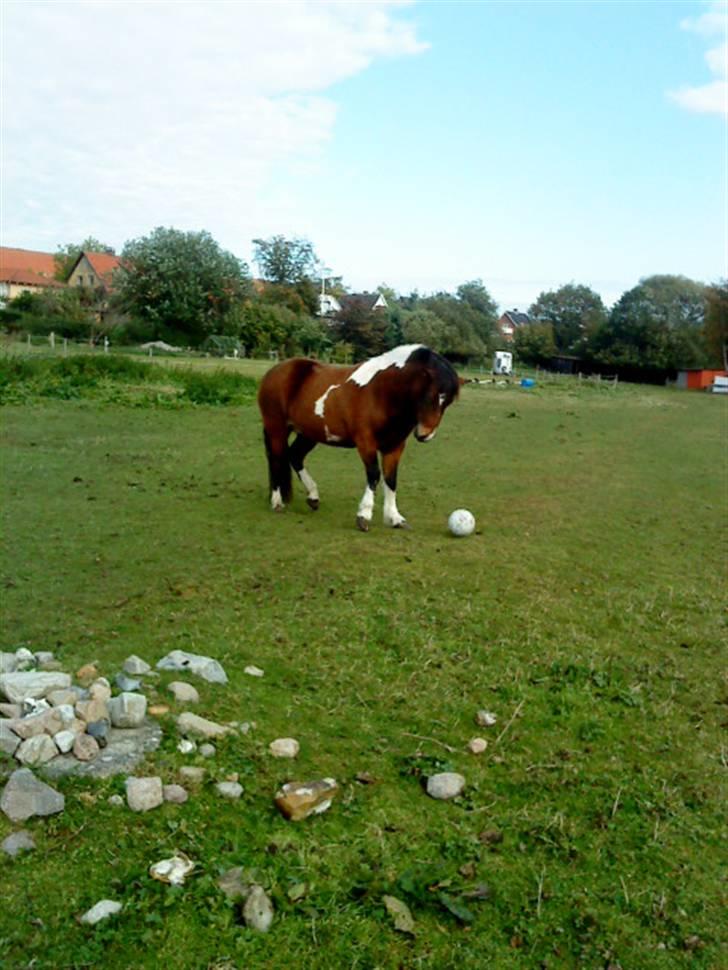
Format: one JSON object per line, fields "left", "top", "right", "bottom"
{"left": 448, "top": 508, "right": 475, "bottom": 537}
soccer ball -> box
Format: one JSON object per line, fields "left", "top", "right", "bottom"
{"left": 448, "top": 509, "right": 475, "bottom": 537}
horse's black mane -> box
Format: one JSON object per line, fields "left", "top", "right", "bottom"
{"left": 407, "top": 346, "right": 460, "bottom": 399}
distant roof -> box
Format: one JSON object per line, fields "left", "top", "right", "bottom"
{"left": 0, "top": 246, "right": 58, "bottom": 285}
{"left": 69, "top": 250, "right": 121, "bottom": 288}
{"left": 340, "top": 291, "right": 388, "bottom": 310}
{"left": 500, "top": 310, "right": 531, "bottom": 326}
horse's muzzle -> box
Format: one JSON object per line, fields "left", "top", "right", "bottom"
{"left": 415, "top": 427, "right": 437, "bottom": 443}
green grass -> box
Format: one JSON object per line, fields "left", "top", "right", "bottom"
{"left": 1, "top": 372, "right": 726, "bottom": 969}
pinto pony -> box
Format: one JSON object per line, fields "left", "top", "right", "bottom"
{"left": 257, "top": 344, "right": 461, "bottom": 531}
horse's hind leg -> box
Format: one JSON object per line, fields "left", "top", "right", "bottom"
{"left": 263, "top": 426, "right": 292, "bottom": 511}
{"left": 355, "top": 439, "right": 381, "bottom": 532}
{"left": 289, "top": 434, "right": 320, "bottom": 510}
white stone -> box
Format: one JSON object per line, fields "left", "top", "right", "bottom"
{"left": 123, "top": 655, "right": 151, "bottom": 675}
{"left": 475, "top": 710, "right": 497, "bottom": 727}
{"left": 269, "top": 737, "right": 300, "bottom": 759}
{"left": 168, "top": 681, "right": 200, "bottom": 704}
{"left": 177, "top": 711, "right": 229, "bottom": 739}
{"left": 54, "top": 730, "right": 76, "bottom": 754}
{"left": 244, "top": 665, "right": 264, "bottom": 678}
{"left": 156, "top": 650, "right": 228, "bottom": 684}
{"left": 16, "top": 734, "right": 58, "bottom": 766}
{"left": 0, "top": 672, "right": 71, "bottom": 704}
{"left": 80, "top": 899, "right": 123, "bottom": 925}
{"left": 468, "top": 737, "right": 488, "bottom": 754}
{"left": 216, "top": 781, "right": 243, "bottom": 799}
{"left": 242, "top": 885, "right": 274, "bottom": 932}
{"left": 125, "top": 776, "right": 163, "bottom": 812}
{"left": 108, "top": 692, "right": 147, "bottom": 728}
{"left": 426, "top": 772, "right": 466, "bottom": 800}
{"left": 177, "top": 739, "right": 196, "bottom": 754}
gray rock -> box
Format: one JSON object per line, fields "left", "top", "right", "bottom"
{"left": 108, "top": 692, "right": 147, "bottom": 728}
{"left": 33, "top": 652, "right": 55, "bottom": 666}
{"left": 177, "top": 712, "right": 229, "bottom": 740}
{"left": 47, "top": 689, "right": 77, "bottom": 708}
{"left": 89, "top": 679, "right": 112, "bottom": 702}
{"left": 54, "top": 730, "right": 76, "bottom": 754}
{"left": 11, "top": 707, "right": 65, "bottom": 740}
{"left": 80, "top": 899, "right": 123, "bottom": 925}
{"left": 217, "top": 866, "right": 252, "bottom": 901}
{"left": 243, "top": 885, "right": 274, "bottom": 932}
{"left": 126, "top": 775, "right": 163, "bottom": 812}
{"left": 177, "top": 739, "right": 196, "bottom": 754}
{"left": 14, "top": 648, "right": 36, "bottom": 671}
{"left": 199, "top": 743, "right": 216, "bottom": 758}
{"left": 74, "top": 697, "right": 109, "bottom": 724}
{"left": 0, "top": 652, "right": 18, "bottom": 674}
{"left": 179, "top": 766, "right": 205, "bottom": 786}
{"left": 114, "top": 674, "right": 141, "bottom": 693}
{"left": 108, "top": 794, "right": 124, "bottom": 807}
{"left": 86, "top": 720, "right": 109, "bottom": 748}
{"left": 1, "top": 829, "right": 36, "bottom": 857}
{"left": 168, "top": 681, "right": 200, "bottom": 704}
{"left": 42, "top": 721, "right": 163, "bottom": 781}
{"left": 0, "top": 768, "right": 65, "bottom": 821}
{"left": 216, "top": 781, "right": 243, "bottom": 799}
{"left": 163, "top": 784, "right": 188, "bottom": 804}
{"left": 16, "top": 734, "right": 58, "bottom": 766}
{"left": 268, "top": 737, "right": 300, "bottom": 759}
{"left": 0, "top": 672, "right": 72, "bottom": 704}
{"left": 0, "top": 720, "right": 20, "bottom": 757}
{"left": 73, "top": 734, "right": 100, "bottom": 762}
{"left": 426, "top": 772, "right": 466, "bottom": 800}
{"left": 156, "top": 650, "right": 228, "bottom": 684}
{"left": 0, "top": 703, "right": 22, "bottom": 719}
{"left": 123, "top": 655, "right": 151, "bottom": 675}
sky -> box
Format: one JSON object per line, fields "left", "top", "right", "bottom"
{"left": 2, "top": 0, "right": 726, "bottom": 310}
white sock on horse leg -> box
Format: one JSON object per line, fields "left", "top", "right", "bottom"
{"left": 298, "top": 468, "right": 319, "bottom": 502}
{"left": 357, "top": 485, "right": 375, "bottom": 521}
{"left": 383, "top": 483, "right": 406, "bottom": 526}
{"left": 271, "top": 488, "right": 284, "bottom": 510}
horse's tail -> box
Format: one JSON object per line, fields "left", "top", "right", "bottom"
{"left": 263, "top": 427, "right": 292, "bottom": 503}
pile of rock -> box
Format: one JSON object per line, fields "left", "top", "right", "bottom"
{"left": 1, "top": 650, "right": 152, "bottom": 771}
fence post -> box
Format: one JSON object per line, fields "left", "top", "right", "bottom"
{"left": 27, "top": 332, "right": 31, "bottom": 349}
{"left": 49, "top": 331, "right": 55, "bottom": 349}
{"left": 63, "top": 338, "right": 68, "bottom": 355}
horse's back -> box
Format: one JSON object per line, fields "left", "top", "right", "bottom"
{"left": 258, "top": 358, "right": 352, "bottom": 424}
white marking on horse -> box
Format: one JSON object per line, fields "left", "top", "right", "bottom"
{"left": 347, "top": 345, "right": 423, "bottom": 387}
{"left": 298, "top": 468, "right": 319, "bottom": 502}
{"left": 314, "top": 383, "right": 340, "bottom": 417}
{"left": 270, "top": 488, "right": 284, "bottom": 510}
{"left": 383, "top": 482, "right": 406, "bottom": 527}
{"left": 324, "top": 426, "right": 342, "bottom": 442}
{"left": 357, "top": 484, "right": 376, "bottom": 521}
{"left": 438, "top": 393, "right": 446, "bottom": 407}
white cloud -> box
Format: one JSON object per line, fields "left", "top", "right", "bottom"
{"left": 1, "top": 0, "right": 427, "bottom": 252}
{"left": 669, "top": 1, "right": 727, "bottom": 117}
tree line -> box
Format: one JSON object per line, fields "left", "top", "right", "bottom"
{"left": 2, "top": 228, "right": 726, "bottom": 373}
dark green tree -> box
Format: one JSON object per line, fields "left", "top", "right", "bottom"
{"left": 704, "top": 280, "right": 728, "bottom": 369}
{"left": 54, "top": 237, "right": 116, "bottom": 281}
{"left": 333, "top": 298, "right": 388, "bottom": 359}
{"left": 529, "top": 283, "right": 607, "bottom": 353}
{"left": 252, "top": 236, "right": 318, "bottom": 285}
{"left": 513, "top": 322, "right": 555, "bottom": 366}
{"left": 115, "top": 228, "right": 250, "bottom": 346}
{"left": 591, "top": 274, "right": 707, "bottom": 370}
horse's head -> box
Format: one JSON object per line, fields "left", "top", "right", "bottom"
{"left": 410, "top": 348, "right": 461, "bottom": 443}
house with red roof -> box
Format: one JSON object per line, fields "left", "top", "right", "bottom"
{"left": 67, "top": 251, "right": 121, "bottom": 292}
{"left": 0, "top": 247, "right": 64, "bottom": 304}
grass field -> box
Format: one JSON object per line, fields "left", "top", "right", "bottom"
{"left": 1, "top": 358, "right": 726, "bottom": 969}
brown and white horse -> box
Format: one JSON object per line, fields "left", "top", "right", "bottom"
{"left": 257, "top": 344, "right": 461, "bottom": 530}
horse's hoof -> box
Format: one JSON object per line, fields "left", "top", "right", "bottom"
{"left": 394, "top": 520, "right": 411, "bottom": 530}
{"left": 356, "top": 516, "right": 370, "bottom": 532}
{"left": 272, "top": 505, "right": 285, "bottom": 513}
{"left": 307, "top": 497, "right": 320, "bottom": 511}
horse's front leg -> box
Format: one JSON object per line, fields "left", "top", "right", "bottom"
{"left": 355, "top": 440, "right": 381, "bottom": 532}
{"left": 381, "top": 442, "right": 409, "bottom": 529}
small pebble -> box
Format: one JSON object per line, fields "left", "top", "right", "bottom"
{"left": 73, "top": 734, "right": 100, "bottom": 762}
{"left": 216, "top": 781, "right": 243, "bottom": 799}
{"left": 244, "top": 665, "right": 264, "bottom": 678}
{"left": 199, "top": 743, "right": 216, "bottom": 758}
{"left": 468, "top": 737, "right": 488, "bottom": 754}
{"left": 426, "top": 772, "right": 466, "bottom": 800}
{"left": 168, "top": 681, "right": 200, "bottom": 704}
{"left": 163, "top": 784, "right": 189, "bottom": 804}
{"left": 269, "top": 737, "right": 300, "bottom": 759}
{"left": 179, "top": 766, "right": 205, "bottom": 786}
{"left": 80, "top": 899, "right": 122, "bottom": 925}
{"left": 2, "top": 830, "right": 36, "bottom": 857}
{"left": 475, "top": 710, "right": 497, "bottom": 727}
{"left": 177, "top": 739, "right": 197, "bottom": 754}
{"left": 123, "top": 655, "right": 151, "bottom": 675}
{"left": 108, "top": 794, "right": 124, "bottom": 807}
{"left": 115, "top": 674, "right": 141, "bottom": 692}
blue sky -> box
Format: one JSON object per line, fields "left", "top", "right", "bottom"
{"left": 2, "top": 0, "right": 725, "bottom": 310}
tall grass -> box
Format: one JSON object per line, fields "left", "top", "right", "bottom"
{"left": 0, "top": 354, "right": 258, "bottom": 406}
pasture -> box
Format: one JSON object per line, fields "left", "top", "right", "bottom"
{"left": 1, "top": 358, "right": 725, "bottom": 969}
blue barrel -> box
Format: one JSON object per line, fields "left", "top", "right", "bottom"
{"left": 520, "top": 378, "right": 535, "bottom": 388}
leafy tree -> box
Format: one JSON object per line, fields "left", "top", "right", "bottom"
{"left": 400, "top": 308, "right": 453, "bottom": 350}
{"left": 252, "top": 236, "right": 318, "bottom": 285}
{"left": 457, "top": 279, "right": 498, "bottom": 331}
{"left": 529, "top": 283, "right": 607, "bottom": 353}
{"left": 704, "top": 281, "right": 728, "bottom": 369}
{"left": 419, "top": 291, "right": 489, "bottom": 359}
{"left": 54, "top": 237, "right": 116, "bottom": 281}
{"left": 333, "top": 297, "right": 389, "bottom": 359}
{"left": 5, "top": 288, "right": 95, "bottom": 339}
{"left": 591, "top": 275, "right": 707, "bottom": 370}
{"left": 115, "top": 228, "right": 250, "bottom": 346}
{"left": 513, "top": 322, "right": 555, "bottom": 366}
